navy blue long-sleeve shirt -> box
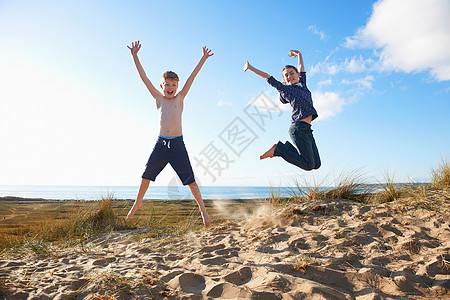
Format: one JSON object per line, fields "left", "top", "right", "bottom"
{"left": 267, "top": 72, "right": 318, "bottom": 122}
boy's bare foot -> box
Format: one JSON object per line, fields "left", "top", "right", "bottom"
{"left": 260, "top": 144, "right": 276, "bottom": 160}
{"left": 201, "top": 210, "right": 211, "bottom": 227}
{"left": 126, "top": 200, "right": 143, "bottom": 220}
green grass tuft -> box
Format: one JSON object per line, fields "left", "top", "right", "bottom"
{"left": 371, "top": 171, "right": 403, "bottom": 203}
{"left": 431, "top": 158, "right": 450, "bottom": 188}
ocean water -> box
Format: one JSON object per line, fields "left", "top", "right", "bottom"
{"left": 0, "top": 185, "right": 293, "bottom": 201}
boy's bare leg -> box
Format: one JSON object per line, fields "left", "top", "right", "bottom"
{"left": 126, "top": 178, "right": 150, "bottom": 220}
{"left": 260, "top": 144, "right": 277, "bottom": 160}
{"left": 188, "top": 181, "right": 211, "bottom": 227}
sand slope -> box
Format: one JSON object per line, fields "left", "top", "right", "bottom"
{"left": 1, "top": 199, "right": 449, "bottom": 299}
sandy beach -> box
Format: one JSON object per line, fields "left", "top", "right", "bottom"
{"left": 1, "top": 195, "right": 449, "bottom": 299}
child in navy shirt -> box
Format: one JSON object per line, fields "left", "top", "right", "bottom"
{"left": 244, "top": 50, "right": 321, "bottom": 171}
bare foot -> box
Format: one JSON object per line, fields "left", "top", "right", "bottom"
{"left": 201, "top": 210, "right": 212, "bottom": 227}
{"left": 126, "top": 200, "right": 143, "bottom": 220}
{"left": 260, "top": 144, "right": 276, "bottom": 160}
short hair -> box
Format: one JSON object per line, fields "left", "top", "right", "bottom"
{"left": 162, "top": 71, "right": 179, "bottom": 81}
{"left": 282, "top": 65, "right": 299, "bottom": 73}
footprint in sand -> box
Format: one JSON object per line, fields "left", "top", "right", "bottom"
{"left": 92, "top": 257, "right": 116, "bottom": 266}
{"left": 311, "top": 233, "right": 328, "bottom": 242}
{"left": 288, "top": 237, "right": 310, "bottom": 250}
{"left": 137, "top": 247, "right": 153, "bottom": 254}
{"left": 210, "top": 235, "right": 227, "bottom": 243}
{"left": 268, "top": 233, "right": 291, "bottom": 243}
{"left": 422, "top": 255, "right": 450, "bottom": 277}
{"left": 160, "top": 270, "right": 184, "bottom": 283}
{"left": 380, "top": 223, "right": 404, "bottom": 236}
{"left": 223, "top": 266, "right": 252, "bottom": 285}
{"left": 200, "top": 256, "right": 228, "bottom": 266}
{"left": 199, "top": 243, "right": 226, "bottom": 253}
{"left": 168, "top": 273, "right": 206, "bottom": 295}
{"left": 206, "top": 282, "right": 252, "bottom": 299}
{"left": 67, "top": 278, "right": 89, "bottom": 291}
{"left": 215, "top": 247, "right": 240, "bottom": 258}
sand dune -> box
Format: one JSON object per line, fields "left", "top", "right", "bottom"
{"left": 1, "top": 199, "right": 449, "bottom": 299}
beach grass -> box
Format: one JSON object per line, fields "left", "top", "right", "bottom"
{"left": 0, "top": 196, "right": 262, "bottom": 256}
{"left": 370, "top": 171, "right": 404, "bottom": 203}
{"left": 287, "top": 169, "right": 374, "bottom": 203}
{"left": 271, "top": 161, "right": 450, "bottom": 213}
{"left": 431, "top": 157, "right": 450, "bottom": 188}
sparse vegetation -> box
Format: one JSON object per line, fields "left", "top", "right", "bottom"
{"left": 267, "top": 161, "right": 449, "bottom": 213}
{"left": 431, "top": 158, "right": 450, "bottom": 188}
{"left": 1, "top": 159, "right": 449, "bottom": 257}
{"left": 0, "top": 195, "right": 134, "bottom": 256}
{"left": 293, "top": 254, "right": 317, "bottom": 272}
{"left": 268, "top": 186, "right": 291, "bottom": 206}
{"left": 287, "top": 170, "right": 373, "bottom": 203}
{"left": 320, "top": 170, "right": 373, "bottom": 202}
{"left": 0, "top": 196, "right": 259, "bottom": 256}
{"left": 370, "top": 172, "right": 403, "bottom": 203}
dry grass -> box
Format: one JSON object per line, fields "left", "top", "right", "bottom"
{"left": 269, "top": 161, "right": 449, "bottom": 212}
{"left": 268, "top": 186, "right": 291, "bottom": 206}
{"left": 0, "top": 196, "right": 260, "bottom": 256}
{"left": 320, "top": 170, "right": 373, "bottom": 202}
{"left": 287, "top": 170, "right": 373, "bottom": 203}
{"left": 431, "top": 158, "right": 450, "bottom": 188}
{"left": 0, "top": 195, "right": 133, "bottom": 256}
{"left": 293, "top": 254, "right": 317, "bottom": 272}
{"left": 370, "top": 172, "right": 404, "bottom": 203}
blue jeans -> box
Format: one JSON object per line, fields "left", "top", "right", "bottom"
{"left": 274, "top": 121, "right": 321, "bottom": 171}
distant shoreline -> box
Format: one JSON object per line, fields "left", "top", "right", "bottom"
{"left": 0, "top": 185, "right": 287, "bottom": 201}
{"left": 0, "top": 196, "right": 266, "bottom": 203}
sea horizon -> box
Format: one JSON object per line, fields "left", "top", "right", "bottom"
{"left": 0, "top": 184, "right": 294, "bottom": 201}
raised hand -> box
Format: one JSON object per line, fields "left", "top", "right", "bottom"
{"left": 288, "top": 50, "right": 300, "bottom": 58}
{"left": 242, "top": 61, "right": 270, "bottom": 79}
{"left": 202, "top": 46, "right": 214, "bottom": 59}
{"left": 243, "top": 61, "right": 251, "bottom": 72}
{"left": 127, "top": 41, "right": 142, "bottom": 55}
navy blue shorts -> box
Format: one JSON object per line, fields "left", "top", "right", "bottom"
{"left": 142, "top": 136, "right": 195, "bottom": 185}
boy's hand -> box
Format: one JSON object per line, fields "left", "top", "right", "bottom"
{"left": 288, "top": 50, "right": 300, "bottom": 57}
{"left": 127, "top": 41, "right": 142, "bottom": 55}
{"left": 243, "top": 60, "right": 270, "bottom": 79}
{"left": 202, "top": 46, "right": 214, "bottom": 59}
{"left": 289, "top": 50, "right": 305, "bottom": 72}
{"left": 243, "top": 61, "right": 251, "bottom": 72}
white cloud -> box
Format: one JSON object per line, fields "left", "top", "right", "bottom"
{"left": 345, "top": 0, "right": 450, "bottom": 81}
{"left": 308, "top": 25, "right": 328, "bottom": 41}
{"left": 342, "top": 75, "right": 375, "bottom": 90}
{"left": 217, "top": 99, "right": 233, "bottom": 106}
{"left": 310, "top": 55, "right": 374, "bottom": 75}
{"left": 313, "top": 91, "right": 345, "bottom": 120}
{"left": 344, "top": 56, "right": 373, "bottom": 73}
{"left": 309, "top": 60, "right": 337, "bottom": 75}
{"left": 318, "top": 79, "right": 333, "bottom": 87}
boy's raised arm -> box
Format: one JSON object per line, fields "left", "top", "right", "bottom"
{"left": 243, "top": 61, "right": 270, "bottom": 79}
{"left": 288, "top": 50, "right": 305, "bottom": 72}
{"left": 178, "top": 46, "right": 214, "bottom": 98}
{"left": 127, "top": 41, "right": 162, "bottom": 99}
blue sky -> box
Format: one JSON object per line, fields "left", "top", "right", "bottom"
{"left": 0, "top": 0, "right": 449, "bottom": 187}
